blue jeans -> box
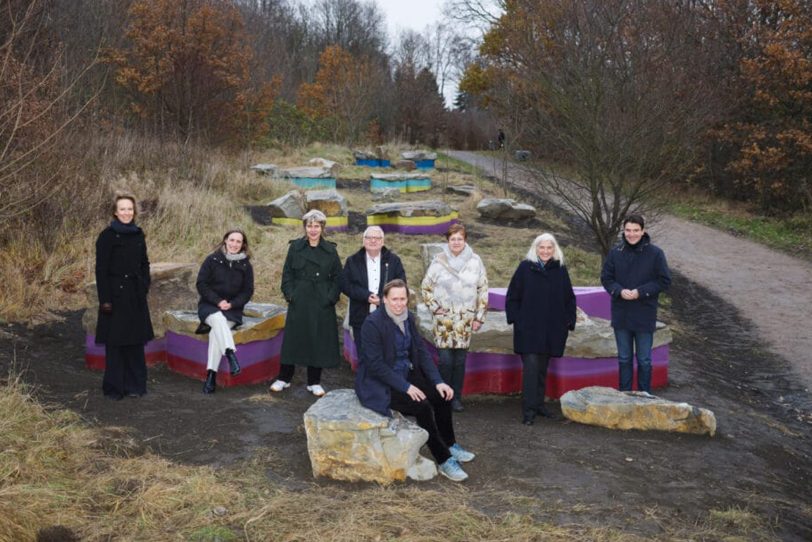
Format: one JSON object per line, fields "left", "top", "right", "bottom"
{"left": 614, "top": 329, "right": 654, "bottom": 392}
{"left": 437, "top": 348, "right": 468, "bottom": 401}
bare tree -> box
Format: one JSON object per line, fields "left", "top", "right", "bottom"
{"left": 463, "top": 0, "right": 723, "bottom": 254}
{"left": 0, "top": 0, "right": 99, "bottom": 222}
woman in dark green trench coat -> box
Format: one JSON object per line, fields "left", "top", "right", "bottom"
{"left": 271, "top": 210, "right": 342, "bottom": 397}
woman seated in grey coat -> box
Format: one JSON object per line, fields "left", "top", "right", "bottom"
{"left": 196, "top": 229, "right": 254, "bottom": 394}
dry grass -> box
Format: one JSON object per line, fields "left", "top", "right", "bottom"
{"left": 0, "top": 137, "right": 603, "bottom": 323}
{"left": 0, "top": 372, "right": 779, "bottom": 541}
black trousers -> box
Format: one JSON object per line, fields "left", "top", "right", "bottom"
{"left": 521, "top": 353, "right": 550, "bottom": 418}
{"left": 352, "top": 325, "right": 365, "bottom": 363}
{"left": 277, "top": 364, "right": 322, "bottom": 386}
{"left": 389, "top": 369, "right": 455, "bottom": 464}
{"left": 103, "top": 344, "right": 147, "bottom": 398}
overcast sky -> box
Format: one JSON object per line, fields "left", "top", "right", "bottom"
{"left": 374, "top": 0, "right": 445, "bottom": 39}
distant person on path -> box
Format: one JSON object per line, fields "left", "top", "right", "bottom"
{"left": 421, "top": 223, "right": 489, "bottom": 412}
{"left": 497, "top": 129, "right": 505, "bottom": 149}
{"left": 356, "top": 279, "right": 476, "bottom": 482}
{"left": 506, "top": 233, "right": 577, "bottom": 425}
{"left": 94, "top": 194, "right": 154, "bottom": 400}
{"left": 601, "top": 215, "right": 672, "bottom": 393}
{"left": 195, "top": 229, "right": 254, "bottom": 394}
{"left": 341, "top": 226, "right": 406, "bottom": 363}
{"left": 271, "top": 210, "right": 342, "bottom": 397}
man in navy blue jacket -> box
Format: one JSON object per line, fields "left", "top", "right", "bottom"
{"left": 341, "top": 226, "right": 406, "bottom": 363}
{"left": 601, "top": 215, "right": 672, "bottom": 393}
{"left": 355, "top": 279, "right": 475, "bottom": 482}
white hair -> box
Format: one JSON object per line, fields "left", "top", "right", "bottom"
{"left": 363, "top": 226, "right": 384, "bottom": 239}
{"left": 525, "top": 233, "right": 565, "bottom": 265}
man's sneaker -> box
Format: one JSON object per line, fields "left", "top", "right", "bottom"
{"left": 269, "top": 380, "right": 290, "bottom": 393}
{"left": 438, "top": 457, "right": 468, "bottom": 482}
{"left": 306, "top": 384, "right": 326, "bottom": 397}
{"left": 449, "top": 443, "right": 475, "bottom": 463}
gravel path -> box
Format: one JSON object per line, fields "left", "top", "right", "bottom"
{"left": 448, "top": 150, "right": 812, "bottom": 392}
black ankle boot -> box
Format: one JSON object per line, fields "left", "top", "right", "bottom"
{"left": 203, "top": 370, "right": 217, "bottom": 394}
{"left": 225, "top": 349, "right": 240, "bottom": 376}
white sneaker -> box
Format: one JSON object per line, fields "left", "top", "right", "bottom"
{"left": 306, "top": 384, "right": 326, "bottom": 397}
{"left": 269, "top": 380, "right": 290, "bottom": 392}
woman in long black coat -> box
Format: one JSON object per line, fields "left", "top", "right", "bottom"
{"left": 95, "top": 194, "right": 154, "bottom": 400}
{"left": 271, "top": 210, "right": 342, "bottom": 397}
{"left": 505, "top": 233, "right": 576, "bottom": 425}
{"left": 196, "top": 229, "right": 254, "bottom": 394}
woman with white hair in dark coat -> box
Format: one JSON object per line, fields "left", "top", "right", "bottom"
{"left": 505, "top": 233, "right": 577, "bottom": 425}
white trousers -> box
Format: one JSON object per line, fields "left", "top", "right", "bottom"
{"left": 205, "top": 312, "right": 236, "bottom": 372}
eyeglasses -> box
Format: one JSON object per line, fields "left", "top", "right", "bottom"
{"left": 364, "top": 236, "right": 383, "bottom": 241}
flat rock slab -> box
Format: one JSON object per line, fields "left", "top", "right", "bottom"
{"left": 560, "top": 386, "right": 716, "bottom": 436}
{"left": 401, "top": 151, "right": 437, "bottom": 161}
{"left": 279, "top": 166, "right": 334, "bottom": 179}
{"left": 308, "top": 157, "right": 340, "bottom": 176}
{"left": 304, "top": 389, "right": 437, "bottom": 483}
{"left": 366, "top": 201, "right": 458, "bottom": 235}
{"left": 477, "top": 198, "right": 536, "bottom": 220}
{"left": 163, "top": 303, "right": 286, "bottom": 343}
{"left": 415, "top": 303, "right": 671, "bottom": 358}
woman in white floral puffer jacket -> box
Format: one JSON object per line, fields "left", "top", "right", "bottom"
{"left": 421, "top": 223, "right": 488, "bottom": 412}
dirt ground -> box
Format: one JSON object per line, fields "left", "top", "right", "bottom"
{"left": 1, "top": 269, "right": 810, "bottom": 539}
{"left": 2, "top": 159, "right": 811, "bottom": 540}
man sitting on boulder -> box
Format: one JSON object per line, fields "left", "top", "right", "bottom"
{"left": 355, "top": 279, "right": 475, "bottom": 481}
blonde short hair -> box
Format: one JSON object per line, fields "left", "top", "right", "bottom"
{"left": 302, "top": 209, "right": 327, "bottom": 228}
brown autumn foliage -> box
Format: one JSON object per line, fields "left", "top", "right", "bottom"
{"left": 710, "top": 0, "right": 812, "bottom": 214}
{"left": 110, "top": 0, "right": 277, "bottom": 144}
{"left": 296, "top": 44, "right": 384, "bottom": 144}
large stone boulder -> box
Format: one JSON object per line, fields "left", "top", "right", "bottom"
{"left": 303, "top": 389, "right": 437, "bottom": 483}
{"left": 83, "top": 262, "right": 197, "bottom": 337}
{"left": 420, "top": 243, "right": 445, "bottom": 274}
{"left": 560, "top": 386, "right": 716, "bottom": 436}
{"left": 476, "top": 198, "right": 536, "bottom": 221}
{"left": 267, "top": 190, "right": 306, "bottom": 219}
{"left": 306, "top": 189, "right": 347, "bottom": 217}
{"left": 163, "top": 303, "right": 286, "bottom": 343}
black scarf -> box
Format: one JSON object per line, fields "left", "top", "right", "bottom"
{"left": 110, "top": 219, "right": 141, "bottom": 234}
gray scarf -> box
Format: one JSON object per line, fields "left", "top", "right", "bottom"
{"left": 223, "top": 249, "right": 247, "bottom": 262}
{"left": 384, "top": 303, "right": 409, "bottom": 334}
{"left": 441, "top": 243, "right": 473, "bottom": 272}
